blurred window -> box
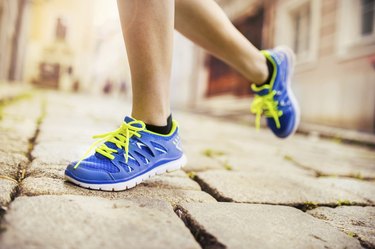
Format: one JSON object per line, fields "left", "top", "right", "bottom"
{"left": 361, "top": 0, "right": 375, "bottom": 36}
{"left": 292, "top": 3, "right": 311, "bottom": 60}
{"left": 274, "top": 0, "right": 320, "bottom": 67}
{"left": 337, "top": 0, "right": 375, "bottom": 59}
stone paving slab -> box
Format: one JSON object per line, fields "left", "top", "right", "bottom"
{"left": 31, "top": 141, "right": 88, "bottom": 165}
{"left": 26, "top": 160, "right": 66, "bottom": 179}
{"left": 0, "top": 195, "right": 201, "bottom": 249}
{"left": 178, "top": 111, "right": 375, "bottom": 176}
{"left": 282, "top": 139, "right": 375, "bottom": 179}
{"left": 0, "top": 85, "right": 31, "bottom": 100}
{"left": 178, "top": 113, "right": 327, "bottom": 177}
{"left": 0, "top": 151, "right": 28, "bottom": 180}
{"left": 195, "top": 170, "right": 373, "bottom": 205}
{"left": 177, "top": 203, "right": 362, "bottom": 249}
{"left": 308, "top": 206, "right": 375, "bottom": 248}
{"left": 1, "top": 90, "right": 374, "bottom": 248}
{"left": 316, "top": 177, "right": 375, "bottom": 203}
{"left": 182, "top": 134, "right": 312, "bottom": 177}
{"left": 0, "top": 132, "right": 29, "bottom": 155}
{"left": 36, "top": 119, "right": 114, "bottom": 143}
{"left": 20, "top": 176, "right": 216, "bottom": 205}
{"left": 0, "top": 94, "right": 41, "bottom": 207}
{"left": 0, "top": 97, "right": 41, "bottom": 139}
{"left": 0, "top": 179, "right": 18, "bottom": 206}
{"left": 183, "top": 145, "right": 224, "bottom": 172}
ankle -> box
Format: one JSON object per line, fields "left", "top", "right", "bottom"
{"left": 251, "top": 54, "right": 269, "bottom": 85}
{"left": 145, "top": 114, "right": 173, "bottom": 134}
{"left": 131, "top": 111, "right": 170, "bottom": 126}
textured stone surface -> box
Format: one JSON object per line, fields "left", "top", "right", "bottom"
{"left": 0, "top": 151, "right": 28, "bottom": 180}
{"left": 27, "top": 159, "right": 66, "bottom": 179}
{"left": 0, "top": 94, "right": 41, "bottom": 207}
{"left": 0, "top": 195, "right": 200, "bottom": 249}
{"left": 282, "top": 139, "right": 375, "bottom": 178}
{"left": 195, "top": 170, "right": 371, "bottom": 205}
{"left": 0, "top": 97, "right": 41, "bottom": 140}
{"left": 308, "top": 206, "right": 375, "bottom": 248}
{"left": 0, "top": 96, "right": 41, "bottom": 179}
{"left": 183, "top": 145, "right": 224, "bottom": 172}
{"left": 178, "top": 203, "right": 361, "bottom": 249}
{"left": 0, "top": 131, "right": 29, "bottom": 154}
{"left": 316, "top": 178, "right": 375, "bottom": 203}
{"left": 1, "top": 89, "right": 374, "bottom": 248}
{"left": 31, "top": 141, "right": 87, "bottom": 165}
{"left": 20, "top": 177, "right": 216, "bottom": 205}
{"left": 0, "top": 179, "right": 18, "bottom": 206}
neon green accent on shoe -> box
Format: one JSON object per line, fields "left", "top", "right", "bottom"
{"left": 250, "top": 85, "right": 283, "bottom": 130}
{"left": 74, "top": 120, "right": 145, "bottom": 169}
{"left": 250, "top": 50, "right": 282, "bottom": 130}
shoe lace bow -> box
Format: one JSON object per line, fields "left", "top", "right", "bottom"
{"left": 74, "top": 120, "right": 145, "bottom": 169}
{"left": 250, "top": 84, "right": 283, "bottom": 130}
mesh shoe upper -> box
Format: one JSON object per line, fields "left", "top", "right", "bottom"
{"left": 251, "top": 47, "right": 299, "bottom": 138}
{"left": 65, "top": 116, "right": 184, "bottom": 184}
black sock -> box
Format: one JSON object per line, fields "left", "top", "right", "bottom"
{"left": 261, "top": 57, "right": 274, "bottom": 86}
{"left": 145, "top": 114, "right": 172, "bottom": 135}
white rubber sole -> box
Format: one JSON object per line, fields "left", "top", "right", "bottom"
{"left": 275, "top": 46, "right": 301, "bottom": 137}
{"left": 65, "top": 154, "right": 187, "bottom": 191}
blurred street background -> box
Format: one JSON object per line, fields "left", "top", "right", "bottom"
{"left": 1, "top": 0, "right": 374, "bottom": 133}
{"left": 1, "top": 0, "right": 375, "bottom": 248}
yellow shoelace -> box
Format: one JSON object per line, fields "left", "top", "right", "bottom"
{"left": 74, "top": 120, "right": 145, "bottom": 169}
{"left": 250, "top": 84, "right": 283, "bottom": 130}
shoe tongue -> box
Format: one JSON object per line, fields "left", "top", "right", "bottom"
{"left": 95, "top": 141, "right": 118, "bottom": 159}
{"left": 124, "top": 116, "right": 144, "bottom": 128}
{"left": 256, "top": 88, "right": 270, "bottom": 96}
{"left": 94, "top": 116, "right": 136, "bottom": 159}
{"left": 124, "top": 116, "right": 135, "bottom": 123}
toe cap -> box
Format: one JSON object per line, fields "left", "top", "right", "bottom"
{"left": 65, "top": 162, "right": 114, "bottom": 184}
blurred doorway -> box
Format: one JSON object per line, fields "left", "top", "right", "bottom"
{"left": 205, "top": 7, "right": 264, "bottom": 97}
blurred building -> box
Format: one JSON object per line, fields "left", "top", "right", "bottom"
{"left": 23, "top": 0, "right": 130, "bottom": 94}
{"left": 275, "top": 0, "right": 375, "bottom": 132}
{"left": 0, "top": 0, "right": 130, "bottom": 94}
{"left": 176, "top": 0, "right": 375, "bottom": 133}
{"left": 0, "top": 0, "right": 374, "bottom": 133}
{"left": 0, "top": 0, "right": 29, "bottom": 82}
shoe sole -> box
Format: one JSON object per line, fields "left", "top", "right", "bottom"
{"left": 64, "top": 154, "right": 187, "bottom": 191}
{"left": 275, "top": 46, "right": 301, "bottom": 137}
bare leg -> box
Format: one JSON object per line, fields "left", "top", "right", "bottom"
{"left": 175, "top": 0, "right": 268, "bottom": 84}
{"left": 117, "top": 0, "right": 174, "bottom": 125}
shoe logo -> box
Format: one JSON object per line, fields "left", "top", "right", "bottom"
{"left": 172, "top": 136, "right": 183, "bottom": 152}
{"left": 136, "top": 142, "right": 147, "bottom": 149}
{"left": 273, "top": 52, "right": 285, "bottom": 65}
{"left": 122, "top": 154, "right": 134, "bottom": 172}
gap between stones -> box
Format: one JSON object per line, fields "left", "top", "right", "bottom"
{"left": 356, "top": 237, "right": 374, "bottom": 249}
{"left": 283, "top": 154, "right": 375, "bottom": 181}
{"left": 17, "top": 97, "right": 46, "bottom": 187}
{"left": 188, "top": 173, "right": 374, "bottom": 212}
{"left": 174, "top": 205, "right": 227, "bottom": 249}
{"left": 184, "top": 173, "right": 374, "bottom": 248}
{"left": 0, "top": 96, "right": 46, "bottom": 232}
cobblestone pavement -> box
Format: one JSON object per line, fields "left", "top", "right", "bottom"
{"left": 0, "top": 88, "right": 374, "bottom": 249}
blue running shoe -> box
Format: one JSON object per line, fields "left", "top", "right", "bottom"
{"left": 65, "top": 116, "right": 187, "bottom": 191}
{"left": 250, "top": 46, "right": 300, "bottom": 138}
